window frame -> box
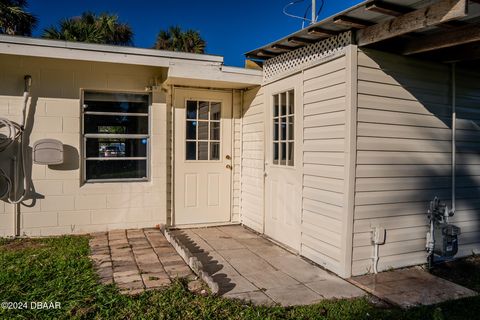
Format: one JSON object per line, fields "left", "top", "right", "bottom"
{"left": 272, "top": 89, "right": 295, "bottom": 167}
{"left": 184, "top": 99, "right": 223, "bottom": 163}
{"left": 81, "top": 89, "right": 151, "bottom": 183}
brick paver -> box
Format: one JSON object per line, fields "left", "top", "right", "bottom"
{"left": 89, "top": 228, "right": 195, "bottom": 295}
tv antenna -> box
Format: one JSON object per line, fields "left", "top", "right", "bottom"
{"left": 283, "top": 0, "right": 325, "bottom": 29}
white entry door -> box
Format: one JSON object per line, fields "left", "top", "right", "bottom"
{"left": 264, "top": 75, "right": 302, "bottom": 251}
{"left": 174, "top": 89, "right": 232, "bottom": 225}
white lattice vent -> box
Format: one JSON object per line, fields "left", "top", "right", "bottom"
{"left": 264, "top": 31, "right": 352, "bottom": 82}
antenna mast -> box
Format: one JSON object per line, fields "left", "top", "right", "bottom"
{"left": 311, "top": 0, "right": 316, "bottom": 23}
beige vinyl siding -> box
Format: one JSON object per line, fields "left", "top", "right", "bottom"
{"left": 240, "top": 87, "right": 264, "bottom": 232}
{"left": 453, "top": 67, "right": 480, "bottom": 257}
{"left": 232, "top": 90, "right": 242, "bottom": 222}
{"left": 301, "top": 55, "right": 349, "bottom": 275}
{"left": 352, "top": 49, "right": 480, "bottom": 275}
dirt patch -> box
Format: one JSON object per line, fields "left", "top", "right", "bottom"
{"left": 1, "top": 238, "right": 46, "bottom": 251}
{"left": 431, "top": 255, "right": 480, "bottom": 292}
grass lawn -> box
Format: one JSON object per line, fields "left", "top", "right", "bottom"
{"left": 0, "top": 236, "right": 479, "bottom": 320}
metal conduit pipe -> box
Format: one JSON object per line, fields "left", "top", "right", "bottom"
{"left": 451, "top": 63, "right": 456, "bottom": 218}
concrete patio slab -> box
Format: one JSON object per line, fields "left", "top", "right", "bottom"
{"left": 350, "top": 268, "right": 477, "bottom": 308}
{"left": 224, "top": 290, "right": 275, "bottom": 306}
{"left": 306, "top": 277, "right": 366, "bottom": 299}
{"left": 170, "top": 225, "right": 365, "bottom": 306}
{"left": 89, "top": 228, "right": 197, "bottom": 295}
{"left": 265, "top": 284, "right": 323, "bottom": 306}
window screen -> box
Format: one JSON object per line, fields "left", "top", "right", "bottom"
{"left": 82, "top": 91, "right": 150, "bottom": 182}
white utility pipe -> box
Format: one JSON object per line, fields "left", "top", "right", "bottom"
{"left": 373, "top": 243, "right": 379, "bottom": 274}
{"left": 451, "top": 63, "right": 456, "bottom": 216}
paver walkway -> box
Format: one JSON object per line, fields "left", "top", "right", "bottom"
{"left": 350, "top": 268, "right": 477, "bottom": 308}
{"left": 89, "top": 228, "right": 195, "bottom": 295}
{"left": 171, "top": 225, "right": 365, "bottom": 306}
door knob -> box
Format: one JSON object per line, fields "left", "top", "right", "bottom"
{"left": 226, "top": 164, "right": 232, "bottom": 170}
{"left": 225, "top": 155, "right": 231, "bottom": 160}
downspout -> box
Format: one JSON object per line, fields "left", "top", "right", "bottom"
{"left": 239, "top": 89, "right": 244, "bottom": 225}
{"left": 451, "top": 63, "right": 456, "bottom": 218}
{"left": 170, "top": 85, "right": 176, "bottom": 227}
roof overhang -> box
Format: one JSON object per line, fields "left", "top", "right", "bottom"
{"left": 165, "top": 65, "right": 262, "bottom": 89}
{"left": 0, "top": 34, "right": 224, "bottom": 67}
{"left": 246, "top": 0, "right": 480, "bottom": 64}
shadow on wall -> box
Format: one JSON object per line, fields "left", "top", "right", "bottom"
{"left": 359, "top": 49, "right": 480, "bottom": 265}
{"left": 49, "top": 145, "right": 79, "bottom": 171}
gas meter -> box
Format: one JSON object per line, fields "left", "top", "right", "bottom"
{"left": 426, "top": 197, "right": 461, "bottom": 268}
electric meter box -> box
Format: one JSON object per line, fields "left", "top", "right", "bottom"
{"left": 434, "top": 223, "right": 461, "bottom": 257}
{"left": 33, "top": 139, "right": 63, "bottom": 165}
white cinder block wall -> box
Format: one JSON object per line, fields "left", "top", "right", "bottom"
{"left": 0, "top": 54, "right": 167, "bottom": 236}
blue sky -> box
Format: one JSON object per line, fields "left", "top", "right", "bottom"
{"left": 29, "top": 0, "right": 362, "bottom": 66}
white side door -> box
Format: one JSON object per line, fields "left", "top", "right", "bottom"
{"left": 174, "top": 89, "right": 232, "bottom": 225}
{"left": 264, "top": 75, "right": 302, "bottom": 251}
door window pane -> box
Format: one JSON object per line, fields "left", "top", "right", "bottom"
{"left": 273, "top": 142, "right": 279, "bottom": 165}
{"left": 280, "top": 117, "right": 287, "bottom": 140}
{"left": 187, "top": 101, "right": 197, "bottom": 119}
{"left": 199, "top": 101, "right": 209, "bottom": 119}
{"left": 186, "top": 142, "right": 196, "bottom": 160}
{"left": 288, "top": 90, "right": 294, "bottom": 115}
{"left": 185, "top": 100, "right": 222, "bottom": 161}
{"left": 288, "top": 116, "right": 294, "bottom": 140}
{"left": 288, "top": 142, "right": 294, "bottom": 166}
{"left": 280, "top": 92, "right": 287, "bottom": 116}
{"left": 210, "top": 142, "right": 220, "bottom": 160}
{"left": 186, "top": 121, "right": 196, "bottom": 140}
{"left": 198, "top": 141, "right": 208, "bottom": 160}
{"left": 280, "top": 142, "right": 287, "bottom": 165}
{"left": 211, "top": 103, "right": 221, "bottom": 120}
{"left": 198, "top": 121, "right": 209, "bottom": 140}
{"left": 272, "top": 90, "right": 294, "bottom": 166}
{"left": 273, "top": 119, "right": 279, "bottom": 141}
{"left": 210, "top": 122, "right": 220, "bottom": 140}
{"left": 273, "top": 95, "right": 279, "bottom": 117}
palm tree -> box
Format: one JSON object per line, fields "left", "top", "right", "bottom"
{"left": 154, "top": 26, "right": 206, "bottom": 54}
{"left": 43, "top": 12, "right": 133, "bottom": 46}
{"left": 0, "top": 0, "right": 37, "bottom": 36}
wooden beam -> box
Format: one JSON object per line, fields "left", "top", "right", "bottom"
{"left": 419, "top": 41, "right": 480, "bottom": 62}
{"left": 271, "top": 44, "right": 295, "bottom": 51}
{"left": 333, "top": 15, "right": 374, "bottom": 29}
{"left": 287, "top": 36, "right": 317, "bottom": 45}
{"left": 402, "top": 23, "right": 480, "bottom": 55}
{"left": 307, "top": 27, "right": 339, "bottom": 37}
{"left": 356, "top": 0, "right": 468, "bottom": 46}
{"left": 365, "top": 0, "right": 412, "bottom": 16}
{"left": 257, "top": 50, "right": 278, "bottom": 58}
{"left": 366, "top": 0, "right": 464, "bottom": 28}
